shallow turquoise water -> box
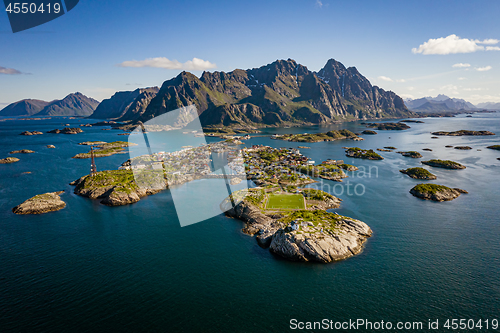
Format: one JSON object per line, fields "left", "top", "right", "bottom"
{"left": 0, "top": 114, "right": 499, "bottom": 332}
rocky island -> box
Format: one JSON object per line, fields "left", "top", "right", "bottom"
{"left": 47, "top": 127, "right": 83, "bottom": 134}
{"left": 421, "top": 159, "right": 466, "bottom": 169}
{"left": 0, "top": 157, "right": 20, "bottom": 164}
{"left": 400, "top": 167, "right": 437, "bottom": 180}
{"left": 410, "top": 184, "right": 467, "bottom": 202}
{"left": 10, "top": 149, "right": 35, "bottom": 154}
{"left": 223, "top": 188, "right": 372, "bottom": 263}
{"left": 454, "top": 146, "right": 472, "bottom": 150}
{"left": 364, "top": 122, "right": 410, "bottom": 130}
{"left": 362, "top": 130, "right": 377, "bottom": 135}
{"left": 397, "top": 151, "right": 423, "bottom": 158}
{"left": 271, "top": 129, "right": 361, "bottom": 143}
{"left": 345, "top": 147, "right": 383, "bottom": 160}
{"left": 71, "top": 170, "right": 163, "bottom": 206}
{"left": 12, "top": 191, "right": 66, "bottom": 214}
{"left": 487, "top": 145, "right": 500, "bottom": 151}
{"left": 431, "top": 130, "right": 495, "bottom": 136}
{"left": 20, "top": 131, "right": 43, "bottom": 136}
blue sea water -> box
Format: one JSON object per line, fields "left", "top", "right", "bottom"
{"left": 0, "top": 114, "right": 499, "bottom": 332}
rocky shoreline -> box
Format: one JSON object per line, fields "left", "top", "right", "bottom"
{"left": 223, "top": 188, "right": 372, "bottom": 263}
{"left": 224, "top": 192, "right": 372, "bottom": 263}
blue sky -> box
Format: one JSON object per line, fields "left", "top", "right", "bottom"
{"left": 1, "top": 0, "right": 499, "bottom": 106}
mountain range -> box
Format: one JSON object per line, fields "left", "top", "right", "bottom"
{"left": 90, "top": 59, "right": 414, "bottom": 127}
{"left": 0, "top": 92, "right": 99, "bottom": 117}
{"left": 404, "top": 94, "right": 478, "bottom": 112}
{"left": 476, "top": 102, "right": 500, "bottom": 110}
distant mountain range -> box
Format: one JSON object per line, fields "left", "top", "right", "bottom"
{"left": 476, "top": 102, "right": 500, "bottom": 110}
{"left": 0, "top": 92, "right": 99, "bottom": 117}
{"left": 89, "top": 59, "right": 414, "bottom": 127}
{"left": 404, "top": 94, "right": 478, "bottom": 112}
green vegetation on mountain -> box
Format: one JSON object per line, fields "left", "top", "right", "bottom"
{"left": 104, "top": 59, "right": 413, "bottom": 127}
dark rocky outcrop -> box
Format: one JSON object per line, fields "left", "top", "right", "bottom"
{"left": 47, "top": 127, "right": 83, "bottom": 134}
{"left": 400, "top": 167, "right": 436, "bottom": 180}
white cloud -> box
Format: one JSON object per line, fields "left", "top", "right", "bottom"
{"left": 476, "top": 39, "right": 499, "bottom": 45}
{"left": 118, "top": 57, "right": 217, "bottom": 71}
{"left": 378, "top": 76, "right": 393, "bottom": 82}
{"left": 315, "top": 0, "right": 323, "bottom": 7}
{"left": 476, "top": 66, "right": 492, "bottom": 72}
{"left": 0, "top": 66, "right": 22, "bottom": 75}
{"left": 412, "top": 34, "right": 500, "bottom": 55}
{"left": 452, "top": 63, "right": 471, "bottom": 68}
{"left": 463, "top": 88, "right": 482, "bottom": 91}
{"left": 458, "top": 77, "right": 466, "bottom": 80}
{"left": 440, "top": 84, "right": 459, "bottom": 93}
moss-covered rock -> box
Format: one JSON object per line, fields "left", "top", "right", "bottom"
{"left": 422, "top": 159, "right": 466, "bottom": 169}
{"left": 400, "top": 167, "right": 436, "bottom": 180}
{"left": 410, "top": 184, "right": 467, "bottom": 202}
{"left": 398, "top": 151, "right": 423, "bottom": 158}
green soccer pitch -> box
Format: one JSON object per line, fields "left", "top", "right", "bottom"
{"left": 266, "top": 193, "right": 305, "bottom": 210}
